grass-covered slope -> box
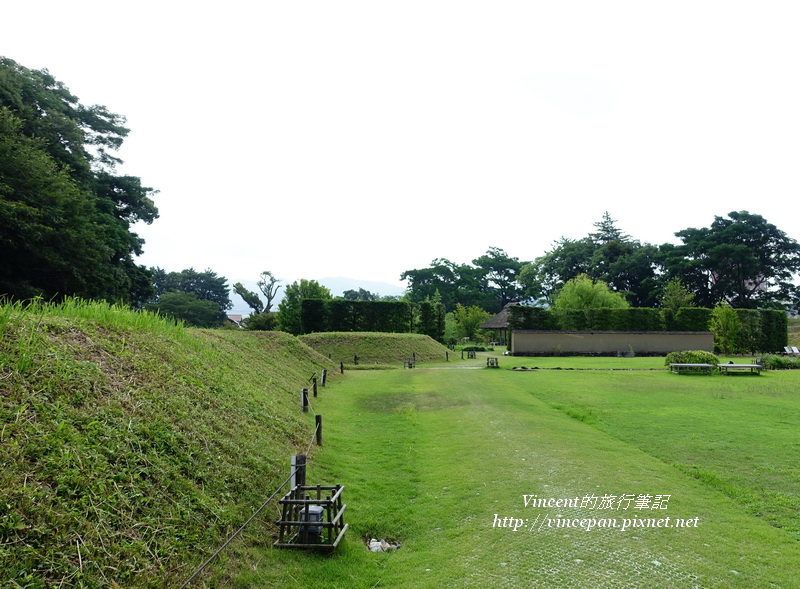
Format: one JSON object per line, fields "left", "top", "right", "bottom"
{"left": 299, "top": 332, "right": 450, "bottom": 367}
{"left": 0, "top": 299, "right": 337, "bottom": 587}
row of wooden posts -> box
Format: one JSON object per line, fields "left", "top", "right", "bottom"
{"left": 294, "top": 367, "right": 330, "bottom": 485}
{"left": 282, "top": 369, "right": 348, "bottom": 551}
{"left": 294, "top": 349, "right": 495, "bottom": 480}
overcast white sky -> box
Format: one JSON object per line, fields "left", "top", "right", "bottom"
{"left": 4, "top": 1, "right": 800, "bottom": 294}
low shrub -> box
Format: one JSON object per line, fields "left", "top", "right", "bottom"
{"left": 664, "top": 350, "right": 720, "bottom": 366}
{"left": 462, "top": 345, "right": 487, "bottom": 352}
{"left": 760, "top": 354, "right": 800, "bottom": 369}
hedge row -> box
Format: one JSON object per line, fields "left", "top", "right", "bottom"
{"left": 508, "top": 306, "right": 788, "bottom": 353}
{"left": 300, "top": 299, "right": 446, "bottom": 341}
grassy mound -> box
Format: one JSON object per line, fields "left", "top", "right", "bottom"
{"left": 298, "top": 332, "right": 450, "bottom": 366}
{"left": 0, "top": 299, "right": 336, "bottom": 587}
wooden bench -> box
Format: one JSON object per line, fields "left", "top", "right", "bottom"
{"left": 717, "top": 363, "right": 762, "bottom": 375}
{"left": 669, "top": 363, "right": 715, "bottom": 375}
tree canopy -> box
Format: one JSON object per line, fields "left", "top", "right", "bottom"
{"left": 401, "top": 248, "right": 527, "bottom": 313}
{"left": 662, "top": 211, "right": 800, "bottom": 308}
{"left": 233, "top": 271, "right": 282, "bottom": 316}
{"left": 277, "top": 279, "right": 332, "bottom": 335}
{"left": 553, "top": 274, "right": 630, "bottom": 310}
{"left": 146, "top": 268, "right": 231, "bottom": 327}
{"left": 0, "top": 57, "right": 158, "bottom": 304}
{"left": 519, "top": 213, "right": 659, "bottom": 307}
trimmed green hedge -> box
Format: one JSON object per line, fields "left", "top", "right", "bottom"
{"left": 760, "top": 309, "right": 788, "bottom": 352}
{"left": 300, "top": 299, "right": 415, "bottom": 335}
{"left": 508, "top": 304, "right": 786, "bottom": 353}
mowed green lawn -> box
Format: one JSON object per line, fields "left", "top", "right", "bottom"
{"left": 226, "top": 354, "right": 799, "bottom": 588}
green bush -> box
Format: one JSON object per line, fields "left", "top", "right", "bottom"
{"left": 242, "top": 312, "right": 277, "bottom": 331}
{"left": 664, "top": 350, "right": 720, "bottom": 366}
{"left": 760, "top": 354, "right": 800, "bottom": 369}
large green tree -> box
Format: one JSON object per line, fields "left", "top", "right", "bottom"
{"left": 402, "top": 248, "right": 525, "bottom": 313}
{"left": 452, "top": 303, "right": 492, "bottom": 342}
{"left": 277, "top": 279, "right": 332, "bottom": 335}
{"left": 519, "top": 237, "right": 595, "bottom": 305}
{"left": 0, "top": 57, "right": 158, "bottom": 303}
{"left": 521, "top": 213, "right": 660, "bottom": 307}
{"left": 661, "top": 211, "right": 800, "bottom": 309}
{"left": 471, "top": 247, "right": 527, "bottom": 310}
{"left": 709, "top": 301, "right": 741, "bottom": 355}
{"left": 553, "top": 274, "right": 630, "bottom": 310}
{"left": 147, "top": 268, "right": 231, "bottom": 327}
{"left": 659, "top": 277, "right": 696, "bottom": 313}
{"left": 401, "top": 258, "right": 462, "bottom": 310}
{"left": 151, "top": 291, "right": 226, "bottom": 328}
{"left": 150, "top": 268, "right": 231, "bottom": 311}
{"left": 233, "top": 271, "right": 282, "bottom": 315}
{"left": 0, "top": 109, "right": 109, "bottom": 299}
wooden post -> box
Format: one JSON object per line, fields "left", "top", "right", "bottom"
{"left": 340, "top": 361, "right": 344, "bottom": 374}
{"left": 301, "top": 388, "right": 309, "bottom": 412}
{"left": 312, "top": 376, "right": 318, "bottom": 397}
{"left": 446, "top": 351, "right": 449, "bottom": 362}
{"left": 315, "top": 414, "right": 323, "bottom": 446}
{"left": 291, "top": 453, "right": 306, "bottom": 489}
{"left": 321, "top": 369, "right": 327, "bottom": 386}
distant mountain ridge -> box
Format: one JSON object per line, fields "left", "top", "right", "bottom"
{"left": 228, "top": 276, "right": 406, "bottom": 316}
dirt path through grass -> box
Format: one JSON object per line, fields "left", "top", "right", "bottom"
{"left": 229, "top": 365, "right": 798, "bottom": 588}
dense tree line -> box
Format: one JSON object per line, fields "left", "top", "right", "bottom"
{"left": 401, "top": 247, "right": 527, "bottom": 314}
{"left": 0, "top": 57, "right": 158, "bottom": 304}
{"left": 403, "top": 212, "right": 800, "bottom": 313}
{"left": 145, "top": 268, "right": 231, "bottom": 327}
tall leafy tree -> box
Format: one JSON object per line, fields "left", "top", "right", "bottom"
{"left": 0, "top": 109, "right": 103, "bottom": 299}
{"left": 553, "top": 274, "right": 630, "bottom": 310}
{"left": 150, "top": 292, "right": 226, "bottom": 328}
{"left": 452, "top": 303, "right": 492, "bottom": 342}
{"left": 471, "top": 247, "right": 527, "bottom": 311}
{"left": 256, "top": 271, "right": 282, "bottom": 313}
{"left": 152, "top": 268, "right": 231, "bottom": 311}
{"left": 401, "top": 258, "right": 461, "bottom": 310}
{"left": 662, "top": 211, "right": 800, "bottom": 308}
{"left": 520, "top": 214, "right": 659, "bottom": 307}
{"left": 233, "top": 282, "right": 264, "bottom": 315}
{"left": 402, "top": 249, "right": 525, "bottom": 313}
{"left": 277, "top": 279, "right": 332, "bottom": 335}
{"left": 147, "top": 268, "right": 231, "bottom": 326}
{"left": 590, "top": 211, "right": 630, "bottom": 244}
{"left": 0, "top": 57, "right": 158, "bottom": 303}
{"left": 709, "top": 301, "right": 741, "bottom": 355}
{"left": 659, "top": 277, "right": 696, "bottom": 313}
{"left": 233, "top": 270, "right": 282, "bottom": 315}
{"left": 518, "top": 238, "right": 591, "bottom": 305}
